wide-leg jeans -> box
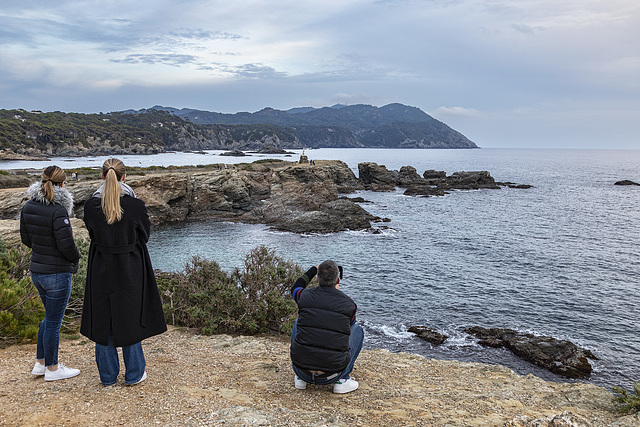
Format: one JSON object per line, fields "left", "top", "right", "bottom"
{"left": 95, "top": 335, "right": 146, "bottom": 386}
{"left": 31, "top": 272, "right": 73, "bottom": 367}
{"left": 291, "top": 319, "right": 364, "bottom": 385}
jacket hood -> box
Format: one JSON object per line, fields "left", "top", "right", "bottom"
{"left": 27, "top": 182, "right": 75, "bottom": 216}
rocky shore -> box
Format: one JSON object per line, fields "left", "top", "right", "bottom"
{"left": 0, "top": 327, "right": 637, "bottom": 426}
{"left": 0, "top": 159, "right": 529, "bottom": 234}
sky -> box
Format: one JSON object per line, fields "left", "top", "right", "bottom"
{"left": 1, "top": 0, "right": 639, "bottom": 149}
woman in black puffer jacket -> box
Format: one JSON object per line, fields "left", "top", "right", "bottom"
{"left": 20, "top": 165, "right": 81, "bottom": 382}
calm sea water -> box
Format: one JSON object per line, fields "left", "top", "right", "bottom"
{"left": 4, "top": 148, "right": 639, "bottom": 389}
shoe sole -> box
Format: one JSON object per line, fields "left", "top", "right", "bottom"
{"left": 44, "top": 371, "right": 80, "bottom": 381}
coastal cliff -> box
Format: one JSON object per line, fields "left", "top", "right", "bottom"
{"left": 0, "top": 327, "right": 635, "bottom": 426}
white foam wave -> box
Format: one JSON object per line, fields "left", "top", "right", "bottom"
{"left": 366, "top": 323, "right": 414, "bottom": 340}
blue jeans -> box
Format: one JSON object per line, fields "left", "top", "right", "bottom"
{"left": 291, "top": 319, "right": 364, "bottom": 385}
{"left": 31, "top": 272, "right": 72, "bottom": 367}
{"left": 95, "top": 335, "right": 146, "bottom": 386}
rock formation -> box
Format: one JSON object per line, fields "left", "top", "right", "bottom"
{"left": 0, "top": 160, "right": 530, "bottom": 233}
{"left": 408, "top": 326, "right": 448, "bottom": 345}
{"left": 615, "top": 180, "right": 640, "bottom": 186}
{"left": 464, "top": 326, "right": 597, "bottom": 379}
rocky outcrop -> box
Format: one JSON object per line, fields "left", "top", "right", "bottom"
{"left": 357, "top": 162, "right": 529, "bottom": 197}
{"left": 0, "top": 218, "right": 89, "bottom": 246}
{"left": 0, "top": 150, "right": 49, "bottom": 161}
{"left": 1, "top": 161, "right": 371, "bottom": 233}
{"left": 0, "top": 160, "right": 530, "bottom": 232}
{"left": 464, "top": 326, "right": 597, "bottom": 379}
{"left": 220, "top": 150, "right": 246, "bottom": 156}
{"left": 615, "top": 180, "right": 640, "bottom": 186}
{"left": 408, "top": 326, "right": 448, "bottom": 345}
{"left": 0, "top": 172, "right": 33, "bottom": 189}
{"left": 358, "top": 162, "right": 398, "bottom": 191}
{"left": 56, "top": 161, "right": 367, "bottom": 234}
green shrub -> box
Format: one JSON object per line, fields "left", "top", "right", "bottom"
{"left": 0, "top": 237, "right": 43, "bottom": 347}
{"left": 62, "top": 238, "right": 89, "bottom": 335}
{"left": 157, "top": 245, "right": 302, "bottom": 335}
{"left": 0, "top": 237, "right": 89, "bottom": 347}
{"left": 612, "top": 382, "right": 640, "bottom": 414}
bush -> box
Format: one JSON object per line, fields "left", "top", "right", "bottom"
{"left": 157, "top": 245, "right": 302, "bottom": 335}
{"left": 0, "top": 237, "right": 43, "bottom": 347}
{"left": 63, "top": 238, "right": 90, "bottom": 335}
{"left": 0, "top": 236, "right": 89, "bottom": 347}
{"left": 612, "top": 382, "right": 640, "bottom": 414}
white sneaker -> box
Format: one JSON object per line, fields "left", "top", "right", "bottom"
{"left": 126, "top": 371, "right": 147, "bottom": 386}
{"left": 294, "top": 375, "right": 307, "bottom": 390}
{"left": 333, "top": 377, "right": 359, "bottom": 394}
{"left": 31, "top": 361, "right": 46, "bottom": 376}
{"left": 44, "top": 364, "right": 80, "bottom": 381}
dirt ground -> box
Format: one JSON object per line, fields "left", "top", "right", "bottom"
{"left": 0, "top": 327, "right": 638, "bottom": 426}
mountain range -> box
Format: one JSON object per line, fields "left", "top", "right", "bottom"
{"left": 150, "top": 103, "right": 477, "bottom": 149}
{"left": 0, "top": 103, "right": 477, "bottom": 158}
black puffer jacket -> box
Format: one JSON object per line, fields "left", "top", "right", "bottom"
{"left": 20, "top": 182, "right": 80, "bottom": 274}
{"left": 291, "top": 286, "right": 356, "bottom": 373}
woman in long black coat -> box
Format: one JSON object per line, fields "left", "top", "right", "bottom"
{"left": 81, "top": 158, "right": 166, "bottom": 386}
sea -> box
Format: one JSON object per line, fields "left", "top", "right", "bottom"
{"left": 3, "top": 148, "right": 639, "bottom": 390}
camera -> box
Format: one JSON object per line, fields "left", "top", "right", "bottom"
{"left": 338, "top": 265, "right": 343, "bottom": 279}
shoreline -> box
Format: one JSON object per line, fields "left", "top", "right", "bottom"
{"left": 1, "top": 327, "right": 637, "bottom": 426}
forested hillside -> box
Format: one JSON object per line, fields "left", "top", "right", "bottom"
{"left": 0, "top": 103, "right": 477, "bottom": 157}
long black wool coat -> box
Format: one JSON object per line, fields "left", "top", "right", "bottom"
{"left": 80, "top": 195, "right": 166, "bottom": 347}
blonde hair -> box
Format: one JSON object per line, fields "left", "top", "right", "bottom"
{"left": 101, "top": 158, "right": 126, "bottom": 224}
{"left": 41, "top": 165, "right": 66, "bottom": 202}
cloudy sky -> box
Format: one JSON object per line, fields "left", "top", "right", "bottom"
{"left": 1, "top": 1, "right": 638, "bottom": 148}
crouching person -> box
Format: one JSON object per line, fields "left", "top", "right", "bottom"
{"left": 290, "top": 260, "right": 364, "bottom": 394}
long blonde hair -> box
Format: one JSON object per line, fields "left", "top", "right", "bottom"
{"left": 101, "top": 158, "right": 126, "bottom": 224}
{"left": 41, "top": 165, "right": 66, "bottom": 202}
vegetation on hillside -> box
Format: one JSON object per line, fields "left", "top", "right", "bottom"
{"left": 1, "top": 103, "right": 477, "bottom": 155}
{"left": 0, "top": 109, "right": 185, "bottom": 153}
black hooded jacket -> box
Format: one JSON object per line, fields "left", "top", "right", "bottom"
{"left": 20, "top": 182, "right": 80, "bottom": 274}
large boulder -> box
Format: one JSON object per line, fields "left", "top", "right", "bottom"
{"left": 446, "top": 171, "right": 500, "bottom": 190}
{"left": 396, "top": 166, "right": 425, "bottom": 187}
{"left": 408, "top": 326, "right": 448, "bottom": 345}
{"left": 464, "top": 326, "right": 597, "bottom": 379}
{"left": 358, "top": 162, "right": 397, "bottom": 191}
{"left": 403, "top": 185, "right": 447, "bottom": 197}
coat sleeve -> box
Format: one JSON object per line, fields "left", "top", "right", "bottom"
{"left": 52, "top": 206, "right": 80, "bottom": 263}
{"left": 137, "top": 200, "right": 151, "bottom": 243}
{"left": 19, "top": 209, "right": 32, "bottom": 248}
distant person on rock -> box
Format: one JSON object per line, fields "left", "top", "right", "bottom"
{"left": 81, "top": 158, "right": 167, "bottom": 386}
{"left": 290, "top": 260, "right": 363, "bottom": 394}
{"left": 20, "top": 165, "right": 81, "bottom": 381}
